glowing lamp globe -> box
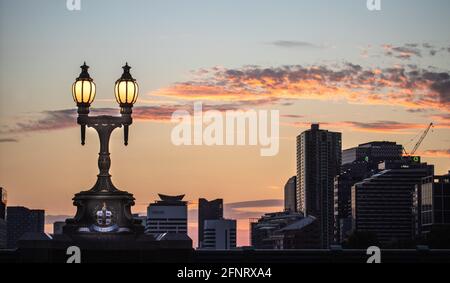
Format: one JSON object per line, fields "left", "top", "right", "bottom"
{"left": 72, "top": 62, "right": 96, "bottom": 107}
{"left": 115, "top": 63, "right": 139, "bottom": 111}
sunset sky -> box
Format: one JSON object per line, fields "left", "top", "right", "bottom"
{"left": 1, "top": 0, "right": 449, "bottom": 246}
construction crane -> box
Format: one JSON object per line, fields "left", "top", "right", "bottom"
{"left": 403, "top": 123, "right": 434, "bottom": 156}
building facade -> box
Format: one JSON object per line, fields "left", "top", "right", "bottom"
{"left": 334, "top": 162, "right": 370, "bottom": 244}
{"left": 352, "top": 159, "right": 434, "bottom": 246}
{"left": 0, "top": 188, "right": 6, "bottom": 249}
{"left": 0, "top": 219, "right": 6, "bottom": 250}
{"left": 335, "top": 142, "right": 404, "bottom": 244}
{"left": 250, "top": 211, "right": 306, "bottom": 249}
{"left": 198, "top": 198, "right": 223, "bottom": 248}
{"left": 0, "top": 188, "right": 6, "bottom": 220}
{"left": 296, "top": 124, "right": 341, "bottom": 248}
{"left": 274, "top": 216, "right": 320, "bottom": 249}
{"left": 342, "top": 141, "right": 403, "bottom": 169}
{"left": 202, "top": 219, "right": 236, "bottom": 250}
{"left": 284, "top": 176, "right": 297, "bottom": 213}
{"left": 420, "top": 172, "right": 450, "bottom": 236}
{"left": 53, "top": 222, "right": 66, "bottom": 235}
{"left": 146, "top": 194, "right": 188, "bottom": 235}
{"left": 6, "top": 207, "right": 45, "bottom": 249}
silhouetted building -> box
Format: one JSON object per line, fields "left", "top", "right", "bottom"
{"left": 198, "top": 198, "right": 223, "bottom": 248}
{"left": 0, "top": 219, "right": 5, "bottom": 249}
{"left": 250, "top": 211, "right": 305, "bottom": 249}
{"left": 273, "top": 216, "right": 321, "bottom": 249}
{"left": 335, "top": 142, "right": 404, "bottom": 244}
{"left": 284, "top": 176, "right": 297, "bottom": 213}
{"left": 352, "top": 158, "right": 434, "bottom": 246}
{"left": 132, "top": 214, "right": 147, "bottom": 229}
{"left": 146, "top": 194, "right": 187, "bottom": 235}
{"left": 342, "top": 141, "right": 403, "bottom": 170}
{"left": 420, "top": 171, "right": 450, "bottom": 236}
{"left": 0, "top": 188, "right": 6, "bottom": 249}
{"left": 53, "top": 222, "right": 65, "bottom": 235}
{"left": 334, "top": 162, "right": 370, "bottom": 244}
{"left": 6, "top": 207, "right": 45, "bottom": 249}
{"left": 0, "top": 188, "right": 6, "bottom": 220}
{"left": 202, "top": 219, "right": 236, "bottom": 250}
{"left": 296, "top": 124, "right": 341, "bottom": 248}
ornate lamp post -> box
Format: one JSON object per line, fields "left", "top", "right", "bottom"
{"left": 64, "top": 63, "right": 143, "bottom": 235}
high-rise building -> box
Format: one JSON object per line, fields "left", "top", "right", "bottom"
{"left": 352, "top": 158, "right": 434, "bottom": 246}
{"left": 296, "top": 124, "right": 342, "bottom": 248}
{"left": 334, "top": 142, "right": 404, "bottom": 244}
{"left": 0, "top": 187, "right": 6, "bottom": 220}
{"left": 198, "top": 198, "right": 223, "bottom": 248}
{"left": 342, "top": 141, "right": 403, "bottom": 169}
{"left": 145, "top": 194, "right": 188, "bottom": 235}
{"left": 334, "top": 162, "right": 370, "bottom": 244}
{"left": 202, "top": 219, "right": 236, "bottom": 250}
{"left": 6, "top": 207, "right": 45, "bottom": 249}
{"left": 420, "top": 171, "right": 450, "bottom": 236}
{"left": 284, "top": 176, "right": 297, "bottom": 213}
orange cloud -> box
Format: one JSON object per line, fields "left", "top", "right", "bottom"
{"left": 287, "top": 121, "right": 450, "bottom": 134}
{"left": 417, "top": 149, "right": 450, "bottom": 158}
{"left": 151, "top": 64, "right": 450, "bottom": 113}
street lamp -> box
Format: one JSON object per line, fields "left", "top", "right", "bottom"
{"left": 65, "top": 63, "right": 143, "bottom": 235}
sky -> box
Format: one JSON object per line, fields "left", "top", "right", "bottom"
{"left": 0, "top": 0, "right": 449, "bottom": 247}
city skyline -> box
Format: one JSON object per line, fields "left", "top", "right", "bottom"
{"left": 1, "top": 0, "right": 450, "bottom": 248}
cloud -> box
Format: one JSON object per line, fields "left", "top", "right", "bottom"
{"left": 226, "top": 199, "right": 284, "bottom": 209}
{"left": 0, "top": 138, "right": 18, "bottom": 143}
{"left": 383, "top": 44, "right": 422, "bottom": 60}
{"left": 289, "top": 121, "right": 449, "bottom": 134}
{"left": 224, "top": 199, "right": 284, "bottom": 220}
{"left": 281, "top": 114, "right": 305, "bottom": 119}
{"left": 0, "top": 102, "right": 263, "bottom": 134}
{"left": 417, "top": 149, "right": 450, "bottom": 158}
{"left": 270, "top": 40, "right": 323, "bottom": 49}
{"left": 153, "top": 64, "right": 450, "bottom": 112}
{"left": 8, "top": 109, "right": 77, "bottom": 134}
{"left": 362, "top": 43, "right": 449, "bottom": 60}
{"left": 45, "top": 215, "right": 71, "bottom": 225}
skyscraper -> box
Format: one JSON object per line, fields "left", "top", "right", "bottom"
{"left": 296, "top": 124, "right": 342, "bottom": 248}
{"left": 146, "top": 194, "right": 188, "bottom": 235}
{"left": 352, "top": 159, "right": 434, "bottom": 246}
{"left": 202, "top": 219, "right": 236, "bottom": 250}
{"left": 6, "top": 207, "right": 45, "bottom": 249}
{"left": 334, "top": 162, "right": 370, "bottom": 243}
{"left": 198, "top": 198, "right": 223, "bottom": 248}
{"left": 342, "top": 141, "right": 403, "bottom": 170}
{"left": 284, "top": 176, "right": 297, "bottom": 213}
{"left": 334, "top": 141, "right": 404, "bottom": 243}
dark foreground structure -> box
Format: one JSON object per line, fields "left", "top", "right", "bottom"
{"left": 1, "top": 238, "right": 449, "bottom": 263}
